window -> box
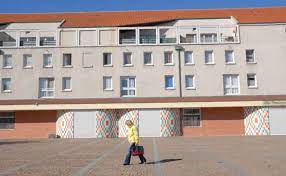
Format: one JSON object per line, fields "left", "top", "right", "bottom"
{"left": 120, "top": 77, "right": 136, "bottom": 97}
{"left": 123, "top": 52, "right": 132, "bottom": 66}
{"left": 200, "top": 33, "right": 217, "bottom": 43}
{"left": 185, "top": 75, "right": 195, "bottom": 89}
{"left": 2, "top": 78, "right": 11, "bottom": 92}
{"left": 3, "top": 54, "right": 12, "bottom": 68}
{"left": 184, "top": 51, "right": 194, "bottom": 65}
{"left": 103, "top": 76, "right": 113, "bottom": 90}
{"left": 23, "top": 54, "right": 32, "bottom": 68}
{"left": 223, "top": 75, "right": 239, "bottom": 95}
{"left": 63, "top": 53, "right": 72, "bottom": 67}
{"left": 183, "top": 109, "right": 201, "bottom": 127}
{"left": 144, "top": 52, "right": 153, "bottom": 65}
{"left": 165, "top": 75, "right": 174, "bottom": 89}
{"left": 82, "top": 52, "right": 93, "bottom": 68}
{"left": 0, "top": 112, "right": 15, "bottom": 129}
{"left": 62, "top": 77, "right": 71, "bottom": 91}
{"left": 43, "top": 54, "right": 52, "bottom": 68}
{"left": 246, "top": 49, "right": 255, "bottom": 63}
{"left": 247, "top": 74, "right": 257, "bottom": 88}
{"left": 103, "top": 53, "right": 112, "bottom": 66}
{"left": 225, "top": 50, "right": 235, "bottom": 64}
{"left": 205, "top": 50, "right": 214, "bottom": 64}
{"left": 164, "top": 51, "right": 173, "bottom": 65}
{"left": 39, "top": 78, "right": 55, "bottom": 98}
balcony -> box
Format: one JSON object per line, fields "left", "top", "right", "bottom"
{"left": 139, "top": 29, "right": 156, "bottom": 44}
{"left": 159, "top": 28, "right": 177, "bottom": 44}
{"left": 119, "top": 29, "right": 136, "bottom": 44}
{"left": 20, "top": 37, "right": 36, "bottom": 47}
{"left": 40, "top": 37, "right": 56, "bottom": 46}
{"left": 0, "top": 31, "right": 16, "bottom": 47}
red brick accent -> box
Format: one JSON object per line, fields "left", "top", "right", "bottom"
{"left": 183, "top": 107, "right": 244, "bottom": 137}
{"left": 0, "top": 111, "right": 57, "bottom": 139}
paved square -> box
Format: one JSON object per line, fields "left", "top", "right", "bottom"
{"left": 0, "top": 136, "right": 286, "bottom": 176}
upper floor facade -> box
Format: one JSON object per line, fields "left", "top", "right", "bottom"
{"left": 0, "top": 7, "right": 286, "bottom": 100}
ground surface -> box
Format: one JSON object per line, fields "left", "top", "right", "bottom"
{"left": 0, "top": 136, "right": 286, "bottom": 176}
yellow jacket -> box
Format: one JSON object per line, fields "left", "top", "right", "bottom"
{"left": 127, "top": 125, "right": 139, "bottom": 144}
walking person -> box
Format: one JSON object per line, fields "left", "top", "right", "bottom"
{"left": 123, "top": 120, "right": 147, "bottom": 165}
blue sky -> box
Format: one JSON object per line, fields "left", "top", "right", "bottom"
{"left": 1, "top": 0, "right": 286, "bottom": 13}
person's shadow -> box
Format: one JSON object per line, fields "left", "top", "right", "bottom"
{"left": 146, "top": 158, "right": 182, "bottom": 165}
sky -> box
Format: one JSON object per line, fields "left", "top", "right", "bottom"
{"left": 1, "top": 0, "right": 286, "bottom": 13}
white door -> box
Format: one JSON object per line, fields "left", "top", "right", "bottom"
{"left": 139, "top": 109, "right": 161, "bottom": 137}
{"left": 74, "top": 111, "right": 96, "bottom": 138}
{"left": 270, "top": 107, "right": 286, "bottom": 135}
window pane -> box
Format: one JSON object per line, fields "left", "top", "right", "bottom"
{"left": 185, "top": 75, "right": 194, "bottom": 88}
{"left": 123, "top": 53, "right": 132, "bottom": 65}
{"left": 3, "top": 55, "right": 12, "bottom": 67}
{"left": 63, "top": 54, "right": 72, "bottom": 66}
{"left": 164, "top": 52, "right": 173, "bottom": 64}
{"left": 121, "top": 79, "right": 128, "bottom": 88}
{"left": 103, "top": 76, "right": 112, "bottom": 90}
{"left": 205, "top": 51, "right": 213, "bottom": 63}
{"left": 165, "top": 76, "right": 174, "bottom": 88}
{"left": 129, "top": 78, "right": 135, "bottom": 88}
{"left": 103, "top": 53, "right": 112, "bottom": 66}
{"left": 183, "top": 109, "right": 201, "bottom": 127}
{"left": 63, "top": 77, "right": 71, "bottom": 90}
{"left": 225, "top": 50, "right": 234, "bottom": 63}
{"left": 246, "top": 50, "right": 254, "bottom": 62}
{"left": 2, "top": 78, "right": 11, "bottom": 91}
{"left": 184, "top": 51, "right": 193, "bottom": 64}
{"left": 43, "top": 54, "right": 52, "bottom": 67}
{"left": 144, "top": 52, "right": 152, "bottom": 65}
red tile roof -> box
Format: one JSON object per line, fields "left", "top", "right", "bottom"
{"left": 0, "top": 7, "right": 286, "bottom": 28}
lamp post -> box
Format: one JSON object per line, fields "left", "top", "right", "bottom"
{"left": 175, "top": 45, "right": 184, "bottom": 98}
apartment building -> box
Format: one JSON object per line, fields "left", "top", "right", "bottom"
{"left": 0, "top": 7, "right": 286, "bottom": 139}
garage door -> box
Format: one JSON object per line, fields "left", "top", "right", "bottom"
{"left": 139, "top": 109, "right": 161, "bottom": 137}
{"left": 74, "top": 111, "right": 96, "bottom": 138}
{"left": 270, "top": 107, "right": 286, "bottom": 135}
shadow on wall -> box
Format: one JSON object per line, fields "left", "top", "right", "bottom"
{"left": 0, "top": 140, "right": 41, "bottom": 145}
{"left": 146, "top": 158, "right": 182, "bottom": 165}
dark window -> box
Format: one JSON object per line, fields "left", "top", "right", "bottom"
{"left": 183, "top": 109, "right": 201, "bottom": 127}
{"left": 0, "top": 112, "right": 15, "bottom": 129}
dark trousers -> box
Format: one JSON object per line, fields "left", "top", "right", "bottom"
{"left": 124, "top": 143, "right": 146, "bottom": 165}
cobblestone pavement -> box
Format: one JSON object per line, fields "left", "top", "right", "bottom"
{"left": 1, "top": 136, "right": 286, "bottom": 176}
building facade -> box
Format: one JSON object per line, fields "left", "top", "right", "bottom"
{"left": 0, "top": 7, "right": 286, "bottom": 138}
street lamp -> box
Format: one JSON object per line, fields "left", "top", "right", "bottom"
{"left": 175, "top": 45, "right": 184, "bottom": 98}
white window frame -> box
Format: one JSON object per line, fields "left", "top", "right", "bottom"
{"left": 43, "top": 53, "right": 53, "bottom": 68}
{"left": 246, "top": 49, "right": 256, "bottom": 64}
{"left": 103, "top": 76, "right": 113, "bottom": 91}
{"left": 123, "top": 52, "right": 133, "bottom": 66}
{"left": 120, "top": 76, "right": 136, "bottom": 97}
{"left": 63, "top": 53, "right": 72, "bottom": 68}
{"left": 184, "top": 51, "right": 194, "bottom": 65}
{"left": 39, "top": 78, "right": 55, "bottom": 98}
{"left": 164, "top": 51, "right": 174, "bottom": 65}
{"left": 62, "top": 77, "right": 72, "bottom": 92}
{"left": 223, "top": 74, "right": 240, "bottom": 95}
{"left": 247, "top": 73, "right": 258, "bottom": 89}
{"left": 204, "top": 50, "right": 214, "bottom": 65}
{"left": 225, "top": 50, "right": 235, "bottom": 64}
{"left": 183, "top": 108, "right": 201, "bottom": 127}
{"left": 185, "top": 75, "right": 195, "bottom": 89}
{"left": 143, "top": 52, "right": 153, "bottom": 65}
{"left": 103, "top": 53, "right": 113, "bottom": 67}
{"left": 165, "top": 75, "right": 175, "bottom": 90}
{"left": 23, "top": 54, "right": 33, "bottom": 68}
{"left": 1, "top": 78, "right": 12, "bottom": 93}
{"left": 3, "top": 54, "right": 12, "bottom": 69}
{"left": 82, "top": 52, "right": 93, "bottom": 68}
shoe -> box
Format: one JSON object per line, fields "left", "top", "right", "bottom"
{"left": 123, "top": 163, "right": 130, "bottom": 166}
{"left": 140, "top": 159, "right": 147, "bottom": 164}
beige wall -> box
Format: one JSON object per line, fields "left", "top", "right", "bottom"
{"left": 0, "top": 24, "right": 286, "bottom": 100}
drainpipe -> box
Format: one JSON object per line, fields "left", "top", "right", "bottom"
{"left": 175, "top": 45, "right": 184, "bottom": 98}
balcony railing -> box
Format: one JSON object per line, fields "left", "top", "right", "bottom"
{"left": 119, "top": 38, "right": 136, "bottom": 44}
{"left": 140, "top": 36, "right": 156, "bottom": 44}
{"left": 0, "top": 41, "right": 16, "bottom": 47}
{"left": 160, "top": 37, "right": 177, "bottom": 44}
{"left": 40, "top": 37, "right": 56, "bottom": 46}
